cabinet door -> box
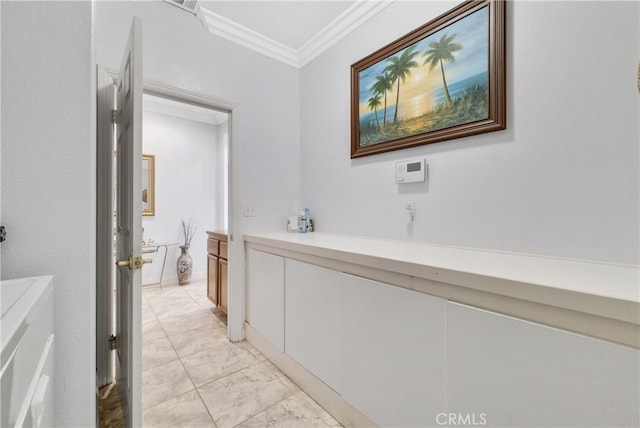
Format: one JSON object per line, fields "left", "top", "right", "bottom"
{"left": 218, "top": 258, "right": 228, "bottom": 314}
{"left": 246, "top": 250, "right": 285, "bottom": 351}
{"left": 340, "top": 274, "right": 447, "bottom": 427}
{"left": 447, "top": 302, "right": 640, "bottom": 427}
{"left": 285, "top": 259, "right": 341, "bottom": 392}
{"left": 207, "top": 254, "right": 218, "bottom": 305}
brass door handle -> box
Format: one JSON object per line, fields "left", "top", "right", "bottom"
{"left": 116, "top": 255, "right": 153, "bottom": 270}
{"left": 116, "top": 256, "right": 133, "bottom": 268}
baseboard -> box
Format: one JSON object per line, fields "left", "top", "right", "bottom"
{"left": 244, "top": 323, "right": 376, "bottom": 428}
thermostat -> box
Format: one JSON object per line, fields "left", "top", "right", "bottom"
{"left": 396, "top": 158, "right": 426, "bottom": 184}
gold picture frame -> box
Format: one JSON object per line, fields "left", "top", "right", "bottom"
{"left": 142, "top": 154, "right": 155, "bottom": 216}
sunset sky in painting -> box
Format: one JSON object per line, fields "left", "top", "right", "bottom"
{"left": 358, "top": 5, "right": 489, "bottom": 121}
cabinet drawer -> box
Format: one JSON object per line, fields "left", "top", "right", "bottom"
{"left": 219, "top": 241, "right": 228, "bottom": 260}
{"left": 207, "top": 238, "right": 219, "bottom": 256}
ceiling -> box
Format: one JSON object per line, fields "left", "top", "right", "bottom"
{"left": 165, "top": 0, "right": 394, "bottom": 68}
{"left": 149, "top": 0, "right": 395, "bottom": 122}
{"left": 198, "top": 1, "right": 355, "bottom": 49}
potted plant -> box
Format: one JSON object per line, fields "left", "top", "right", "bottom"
{"left": 177, "top": 219, "right": 196, "bottom": 285}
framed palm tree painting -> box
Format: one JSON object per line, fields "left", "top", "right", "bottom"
{"left": 351, "top": 0, "right": 506, "bottom": 158}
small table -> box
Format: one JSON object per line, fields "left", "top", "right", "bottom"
{"left": 142, "top": 242, "right": 178, "bottom": 289}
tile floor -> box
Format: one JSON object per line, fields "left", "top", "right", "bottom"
{"left": 140, "top": 279, "right": 342, "bottom": 427}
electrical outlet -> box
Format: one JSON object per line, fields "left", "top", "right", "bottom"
{"left": 403, "top": 201, "right": 415, "bottom": 225}
{"left": 243, "top": 204, "right": 257, "bottom": 217}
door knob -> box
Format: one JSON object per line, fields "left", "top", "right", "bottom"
{"left": 116, "top": 255, "right": 153, "bottom": 270}
{"left": 116, "top": 256, "right": 133, "bottom": 268}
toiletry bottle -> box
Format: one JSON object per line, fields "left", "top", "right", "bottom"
{"left": 299, "top": 210, "right": 307, "bottom": 233}
{"left": 304, "top": 209, "right": 312, "bottom": 232}
{"left": 304, "top": 208, "right": 311, "bottom": 233}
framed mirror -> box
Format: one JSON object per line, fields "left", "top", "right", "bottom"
{"left": 142, "top": 154, "right": 155, "bottom": 216}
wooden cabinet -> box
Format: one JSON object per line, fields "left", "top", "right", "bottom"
{"left": 218, "top": 258, "right": 228, "bottom": 314}
{"left": 207, "top": 254, "right": 218, "bottom": 305}
{"left": 206, "top": 231, "right": 228, "bottom": 313}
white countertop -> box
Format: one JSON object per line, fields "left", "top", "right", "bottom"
{"left": 1, "top": 275, "right": 53, "bottom": 351}
{"left": 244, "top": 232, "right": 639, "bottom": 327}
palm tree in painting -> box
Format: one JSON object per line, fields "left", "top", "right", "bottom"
{"left": 367, "top": 93, "right": 382, "bottom": 131}
{"left": 384, "top": 45, "right": 419, "bottom": 123}
{"left": 371, "top": 72, "right": 393, "bottom": 127}
{"left": 422, "top": 33, "right": 463, "bottom": 106}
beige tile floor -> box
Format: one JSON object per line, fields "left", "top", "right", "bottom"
{"left": 141, "top": 279, "right": 342, "bottom": 428}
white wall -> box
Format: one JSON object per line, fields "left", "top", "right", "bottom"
{"left": 300, "top": 0, "right": 639, "bottom": 265}
{"left": 0, "top": 4, "right": 2, "bottom": 268}
{"left": 95, "top": 0, "right": 301, "bottom": 235}
{"left": 95, "top": 0, "right": 301, "bottom": 339}
{"left": 0, "top": 2, "right": 96, "bottom": 427}
{"left": 142, "top": 110, "right": 223, "bottom": 285}
{"left": 1, "top": 2, "right": 634, "bottom": 425}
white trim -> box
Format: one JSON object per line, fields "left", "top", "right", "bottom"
{"left": 197, "top": 1, "right": 394, "bottom": 68}
{"left": 297, "top": 0, "right": 395, "bottom": 67}
{"left": 140, "top": 79, "right": 245, "bottom": 343}
{"left": 96, "top": 66, "right": 118, "bottom": 389}
{"left": 97, "top": 72, "right": 246, "bottom": 356}
{"left": 197, "top": 7, "right": 300, "bottom": 67}
{"left": 143, "top": 94, "right": 228, "bottom": 125}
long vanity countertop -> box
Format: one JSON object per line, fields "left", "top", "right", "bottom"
{"left": 244, "top": 232, "right": 639, "bottom": 334}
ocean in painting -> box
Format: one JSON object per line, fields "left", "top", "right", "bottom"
{"left": 360, "top": 105, "right": 398, "bottom": 129}
{"left": 430, "top": 70, "right": 488, "bottom": 106}
{"left": 360, "top": 71, "right": 488, "bottom": 127}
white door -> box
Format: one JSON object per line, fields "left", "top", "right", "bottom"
{"left": 114, "top": 17, "right": 144, "bottom": 427}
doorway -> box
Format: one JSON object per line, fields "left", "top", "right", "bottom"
{"left": 140, "top": 94, "right": 229, "bottom": 288}
{"left": 96, "top": 72, "right": 239, "bottom": 424}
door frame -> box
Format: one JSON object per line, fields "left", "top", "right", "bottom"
{"left": 96, "top": 72, "right": 245, "bottom": 390}
{"left": 96, "top": 66, "right": 118, "bottom": 389}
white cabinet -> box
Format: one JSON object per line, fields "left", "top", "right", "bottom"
{"left": 447, "top": 302, "right": 640, "bottom": 427}
{"left": 285, "top": 259, "right": 341, "bottom": 392}
{"left": 1, "top": 276, "right": 54, "bottom": 428}
{"left": 340, "top": 273, "right": 447, "bottom": 427}
{"left": 246, "top": 250, "right": 285, "bottom": 351}
{"left": 244, "top": 235, "right": 640, "bottom": 428}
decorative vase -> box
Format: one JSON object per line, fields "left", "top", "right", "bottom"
{"left": 177, "top": 245, "right": 193, "bottom": 285}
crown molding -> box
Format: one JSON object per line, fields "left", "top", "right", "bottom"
{"left": 297, "top": 0, "right": 394, "bottom": 67}
{"left": 197, "top": 1, "right": 394, "bottom": 69}
{"left": 197, "top": 7, "right": 301, "bottom": 67}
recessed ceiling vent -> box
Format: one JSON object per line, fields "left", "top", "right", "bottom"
{"left": 163, "top": 0, "right": 199, "bottom": 15}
